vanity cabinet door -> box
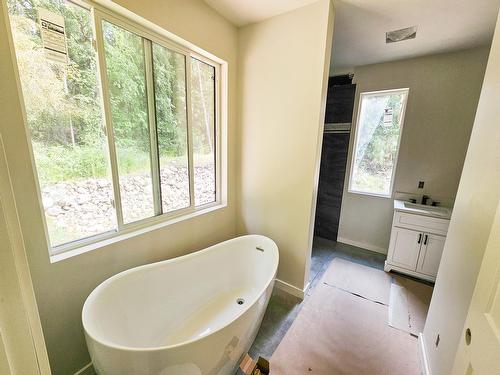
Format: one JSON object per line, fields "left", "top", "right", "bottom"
{"left": 416, "top": 233, "right": 446, "bottom": 277}
{"left": 389, "top": 227, "right": 422, "bottom": 271}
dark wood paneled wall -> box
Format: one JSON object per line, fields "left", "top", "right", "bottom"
{"left": 324, "top": 83, "right": 356, "bottom": 124}
{"left": 314, "top": 79, "right": 356, "bottom": 241}
{"left": 314, "top": 133, "right": 350, "bottom": 240}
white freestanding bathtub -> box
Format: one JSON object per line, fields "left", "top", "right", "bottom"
{"left": 82, "top": 235, "right": 279, "bottom": 375}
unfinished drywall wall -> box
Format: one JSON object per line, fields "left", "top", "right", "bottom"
{"left": 237, "top": 0, "right": 334, "bottom": 293}
{"left": 337, "top": 47, "right": 489, "bottom": 253}
{"left": 0, "top": 0, "right": 238, "bottom": 373}
{"left": 423, "top": 13, "right": 500, "bottom": 375}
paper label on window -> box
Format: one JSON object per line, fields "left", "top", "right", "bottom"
{"left": 38, "top": 8, "right": 68, "bottom": 64}
{"left": 383, "top": 108, "right": 393, "bottom": 126}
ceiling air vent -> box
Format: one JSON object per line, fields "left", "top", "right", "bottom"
{"left": 386, "top": 26, "right": 417, "bottom": 43}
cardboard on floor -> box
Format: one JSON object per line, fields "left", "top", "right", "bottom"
{"left": 270, "top": 258, "right": 426, "bottom": 374}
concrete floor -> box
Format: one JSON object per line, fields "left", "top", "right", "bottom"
{"left": 245, "top": 237, "right": 387, "bottom": 365}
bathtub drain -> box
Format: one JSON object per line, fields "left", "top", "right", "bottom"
{"left": 237, "top": 298, "right": 245, "bottom": 305}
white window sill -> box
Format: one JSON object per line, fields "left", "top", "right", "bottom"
{"left": 347, "top": 189, "right": 393, "bottom": 199}
{"left": 49, "top": 202, "right": 226, "bottom": 263}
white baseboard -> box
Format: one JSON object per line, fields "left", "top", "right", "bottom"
{"left": 418, "top": 333, "right": 431, "bottom": 375}
{"left": 337, "top": 236, "right": 387, "bottom": 255}
{"left": 74, "top": 362, "right": 94, "bottom": 375}
{"left": 274, "top": 278, "right": 307, "bottom": 299}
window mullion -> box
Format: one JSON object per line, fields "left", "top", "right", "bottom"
{"left": 185, "top": 55, "right": 196, "bottom": 208}
{"left": 214, "top": 64, "right": 221, "bottom": 205}
{"left": 92, "top": 9, "right": 124, "bottom": 229}
{"left": 143, "top": 39, "right": 162, "bottom": 216}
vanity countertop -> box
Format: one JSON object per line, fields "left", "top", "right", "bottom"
{"left": 394, "top": 199, "right": 452, "bottom": 220}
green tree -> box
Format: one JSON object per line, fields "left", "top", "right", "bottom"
{"left": 103, "top": 21, "right": 150, "bottom": 152}
{"left": 153, "top": 43, "right": 187, "bottom": 157}
{"left": 359, "top": 94, "right": 404, "bottom": 173}
{"left": 8, "top": 0, "right": 102, "bottom": 147}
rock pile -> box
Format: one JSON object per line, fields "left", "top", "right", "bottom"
{"left": 42, "top": 165, "right": 215, "bottom": 244}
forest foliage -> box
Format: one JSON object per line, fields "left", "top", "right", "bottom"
{"left": 8, "top": 0, "right": 215, "bottom": 185}
{"left": 352, "top": 93, "right": 405, "bottom": 193}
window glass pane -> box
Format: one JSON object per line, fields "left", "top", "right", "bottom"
{"left": 350, "top": 90, "right": 408, "bottom": 196}
{"left": 191, "top": 58, "right": 216, "bottom": 206}
{"left": 102, "top": 21, "right": 155, "bottom": 224}
{"left": 7, "top": 0, "right": 116, "bottom": 247}
{"left": 152, "top": 44, "right": 189, "bottom": 212}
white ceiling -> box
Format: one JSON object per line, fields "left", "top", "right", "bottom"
{"left": 204, "top": 0, "right": 500, "bottom": 74}
{"left": 331, "top": 0, "right": 500, "bottom": 74}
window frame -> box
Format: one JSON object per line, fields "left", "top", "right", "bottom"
{"left": 6, "top": 0, "right": 225, "bottom": 259}
{"left": 347, "top": 88, "right": 409, "bottom": 199}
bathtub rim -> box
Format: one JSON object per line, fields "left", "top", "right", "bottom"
{"left": 82, "top": 234, "right": 279, "bottom": 353}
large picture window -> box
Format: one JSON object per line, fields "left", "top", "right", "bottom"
{"left": 7, "top": 0, "right": 221, "bottom": 254}
{"left": 348, "top": 88, "right": 409, "bottom": 197}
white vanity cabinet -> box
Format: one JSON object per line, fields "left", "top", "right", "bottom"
{"left": 385, "top": 202, "right": 451, "bottom": 282}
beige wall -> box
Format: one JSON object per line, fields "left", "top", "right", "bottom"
{"left": 423, "top": 13, "right": 500, "bottom": 374}
{"left": 236, "top": 0, "right": 334, "bottom": 292}
{"left": 0, "top": 0, "right": 238, "bottom": 374}
{"left": 338, "top": 48, "right": 489, "bottom": 253}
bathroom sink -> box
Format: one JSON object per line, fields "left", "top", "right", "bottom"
{"left": 402, "top": 202, "right": 452, "bottom": 218}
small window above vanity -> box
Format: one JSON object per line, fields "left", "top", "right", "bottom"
{"left": 385, "top": 199, "right": 452, "bottom": 282}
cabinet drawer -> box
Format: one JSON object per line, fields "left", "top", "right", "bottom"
{"left": 393, "top": 211, "right": 449, "bottom": 235}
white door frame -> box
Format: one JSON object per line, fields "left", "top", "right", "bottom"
{"left": 0, "top": 134, "right": 51, "bottom": 374}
